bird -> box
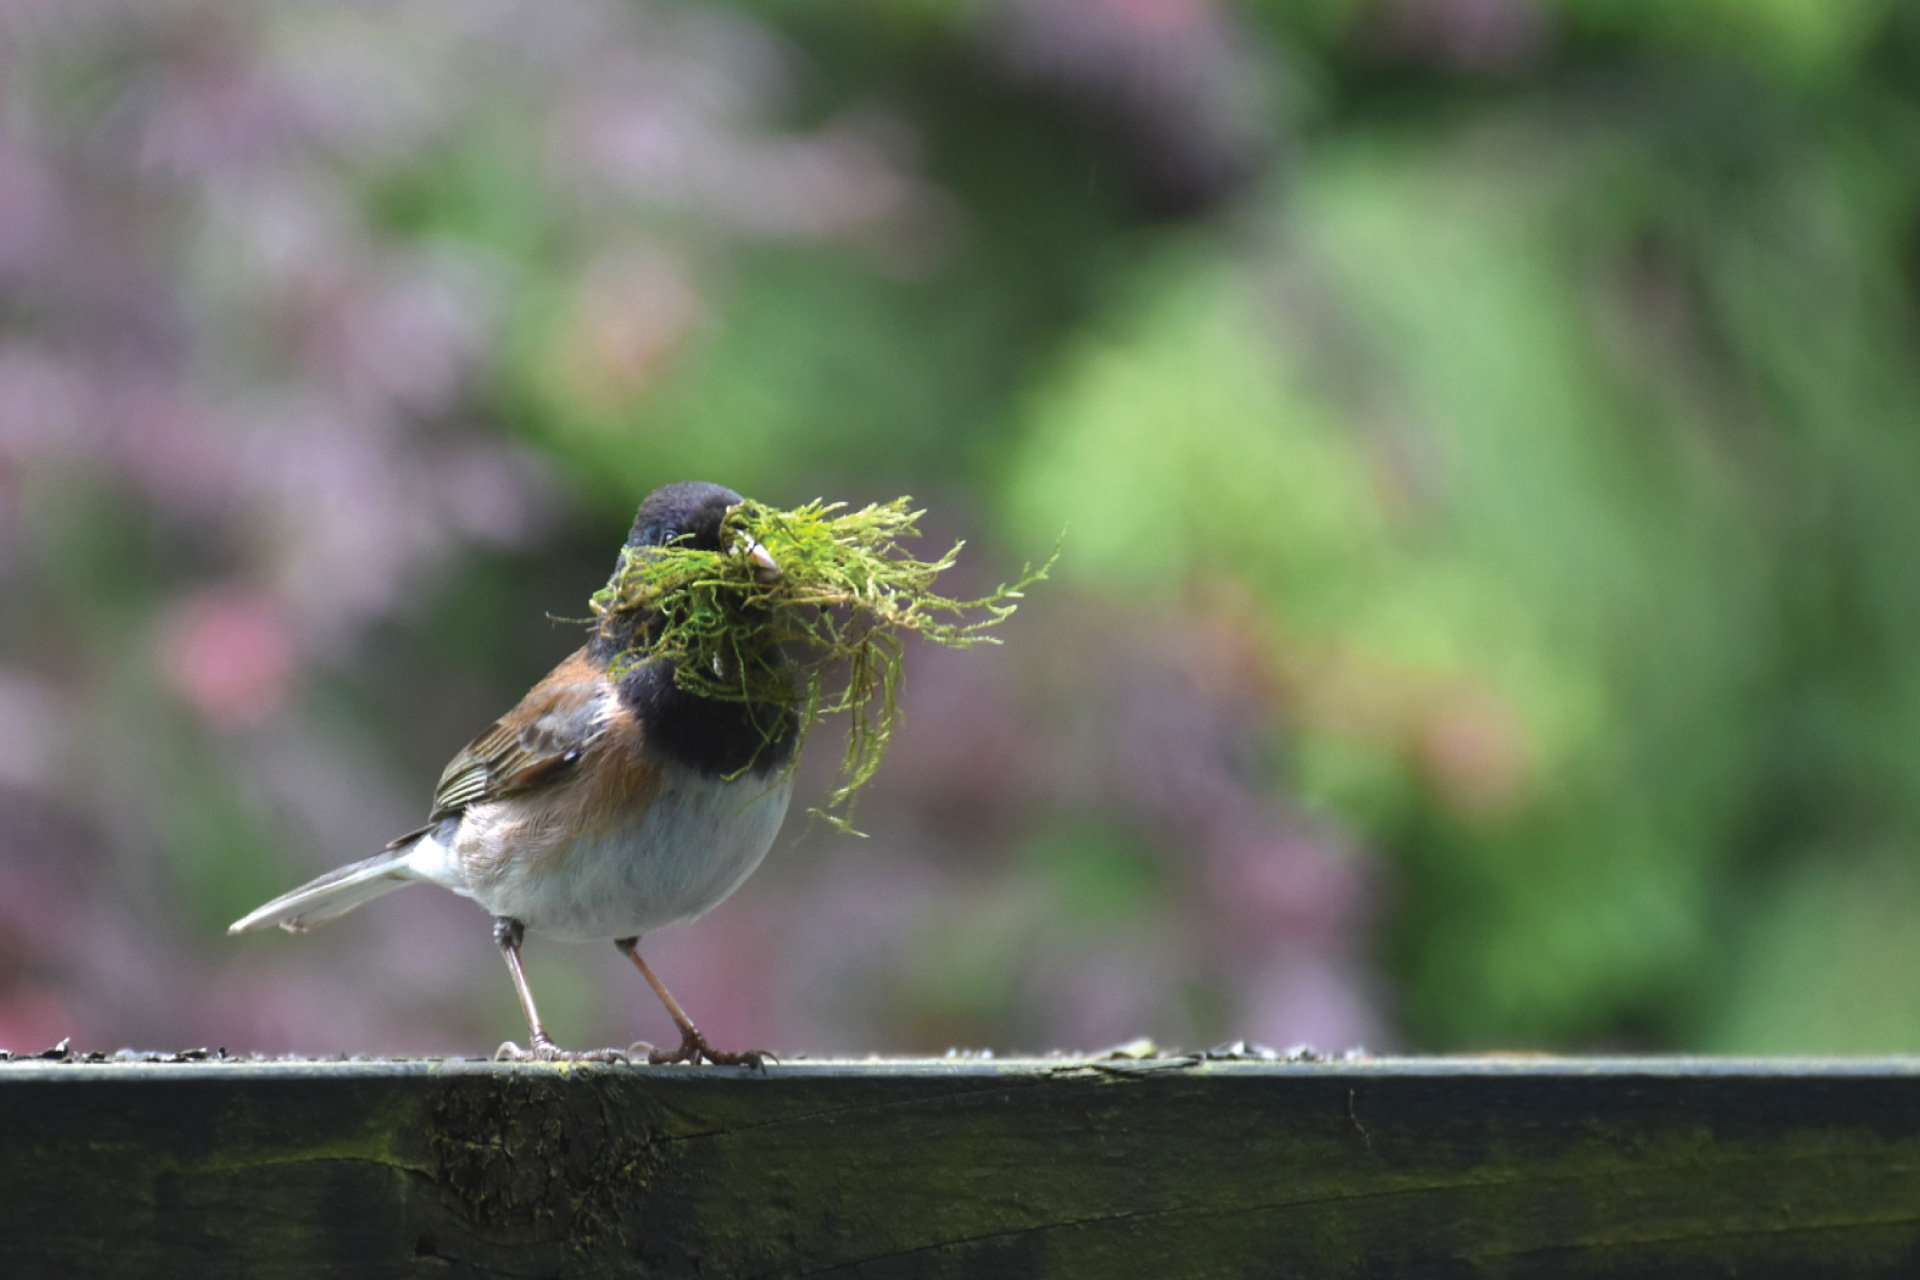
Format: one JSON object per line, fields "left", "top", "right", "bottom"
{"left": 229, "top": 481, "right": 799, "bottom": 1066}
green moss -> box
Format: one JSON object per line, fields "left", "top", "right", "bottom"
{"left": 590, "top": 496, "right": 1052, "bottom": 825}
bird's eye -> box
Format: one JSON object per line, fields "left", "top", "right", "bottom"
{"left": 645, "top": 522, "right": 691, "bottom": 547}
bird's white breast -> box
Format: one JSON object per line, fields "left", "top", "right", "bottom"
{"left": 459, "top": 762, "right": 794, "bottom": 943}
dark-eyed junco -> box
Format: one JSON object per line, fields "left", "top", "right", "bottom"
{"left": 230, "top": 482, "right": 798, "bottom": 1065}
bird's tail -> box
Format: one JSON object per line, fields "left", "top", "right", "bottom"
{"left": 228, "top": 830, "right": 453, "bottom": 934}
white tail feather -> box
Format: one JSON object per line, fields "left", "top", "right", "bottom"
{"left": 229, "top": 836, "right": 446, "bottom": 934}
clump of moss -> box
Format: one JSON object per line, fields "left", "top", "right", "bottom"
{"left": 589, "top": 496, "right": 1052, "bottom": 823}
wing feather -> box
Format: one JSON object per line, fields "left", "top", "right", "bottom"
{"left": 428, "top": 649, "right": 613, "bottom": 820}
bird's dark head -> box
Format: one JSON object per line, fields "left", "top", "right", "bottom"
{"left": 626, "top": 481, "right": 745, "bottom": 554}
{"left": 623, "top": 481, "right": 782, "bottom": 584}
{"left": 609, "top": 481, "right": 798, "bottom": 776}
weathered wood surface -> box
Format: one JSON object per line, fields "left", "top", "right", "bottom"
{"left": 4, "top": 1055, "right": 1920, "bottom": 1277}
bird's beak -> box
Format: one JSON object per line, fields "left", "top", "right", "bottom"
{"left": 739, "top": 536, "right": 782, "bottom": 584}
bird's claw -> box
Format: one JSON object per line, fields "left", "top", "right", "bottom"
{"left": 635, "top": 1030, "right": 773, "bottom": 1071}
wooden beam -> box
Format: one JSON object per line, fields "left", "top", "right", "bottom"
{"left": 4, "top": 1055, "right": 1919, "bottom": 1276}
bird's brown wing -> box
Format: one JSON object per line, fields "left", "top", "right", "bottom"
{"left": 426, "top": 649, "right": 614, "bottom": 821}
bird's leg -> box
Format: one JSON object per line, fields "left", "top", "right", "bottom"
{"left": 493, "top": 918, "right": 624, "bottom": 1063}
{"left": 615, "top": 936, "right": 769, "bottom": 1070}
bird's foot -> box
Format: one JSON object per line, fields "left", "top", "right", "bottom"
{"left": 632, "top": 1030, "right": 773, "bottom": 1071}
{"left": 494, "top": 1038, "right": 627, "bottom": 1063}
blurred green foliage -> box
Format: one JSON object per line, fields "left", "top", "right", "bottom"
{"left": 537, "top": 0, "right": 1920, "bottom": 1051}
{"left": 10, "top": 0, "right": 1920, "bottom": 1057}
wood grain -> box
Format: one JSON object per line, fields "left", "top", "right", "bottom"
{"left": 4, "top": 1056, "right": 1919, "bottom": 1277}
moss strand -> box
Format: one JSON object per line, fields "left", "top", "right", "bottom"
{"left": 588, "top": 497, "right": 1053, "bottom": 827}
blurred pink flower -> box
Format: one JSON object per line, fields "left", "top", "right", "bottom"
{"left": 158, "top": 585, "right": 299, "bottom": 730}
{"left": 0, "top": 988, "right": 72, "bottom": 1053}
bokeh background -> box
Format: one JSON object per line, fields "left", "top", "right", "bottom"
{"left": 4, "top": 0, "right": 1919, "bottom": 1059}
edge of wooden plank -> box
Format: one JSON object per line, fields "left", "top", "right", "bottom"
{"left": 8, "top": 1053, "right": 1920, "bottom": 1276}
{"left": 6, "top": 1053, "right": 1920, "bottom": 1081}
